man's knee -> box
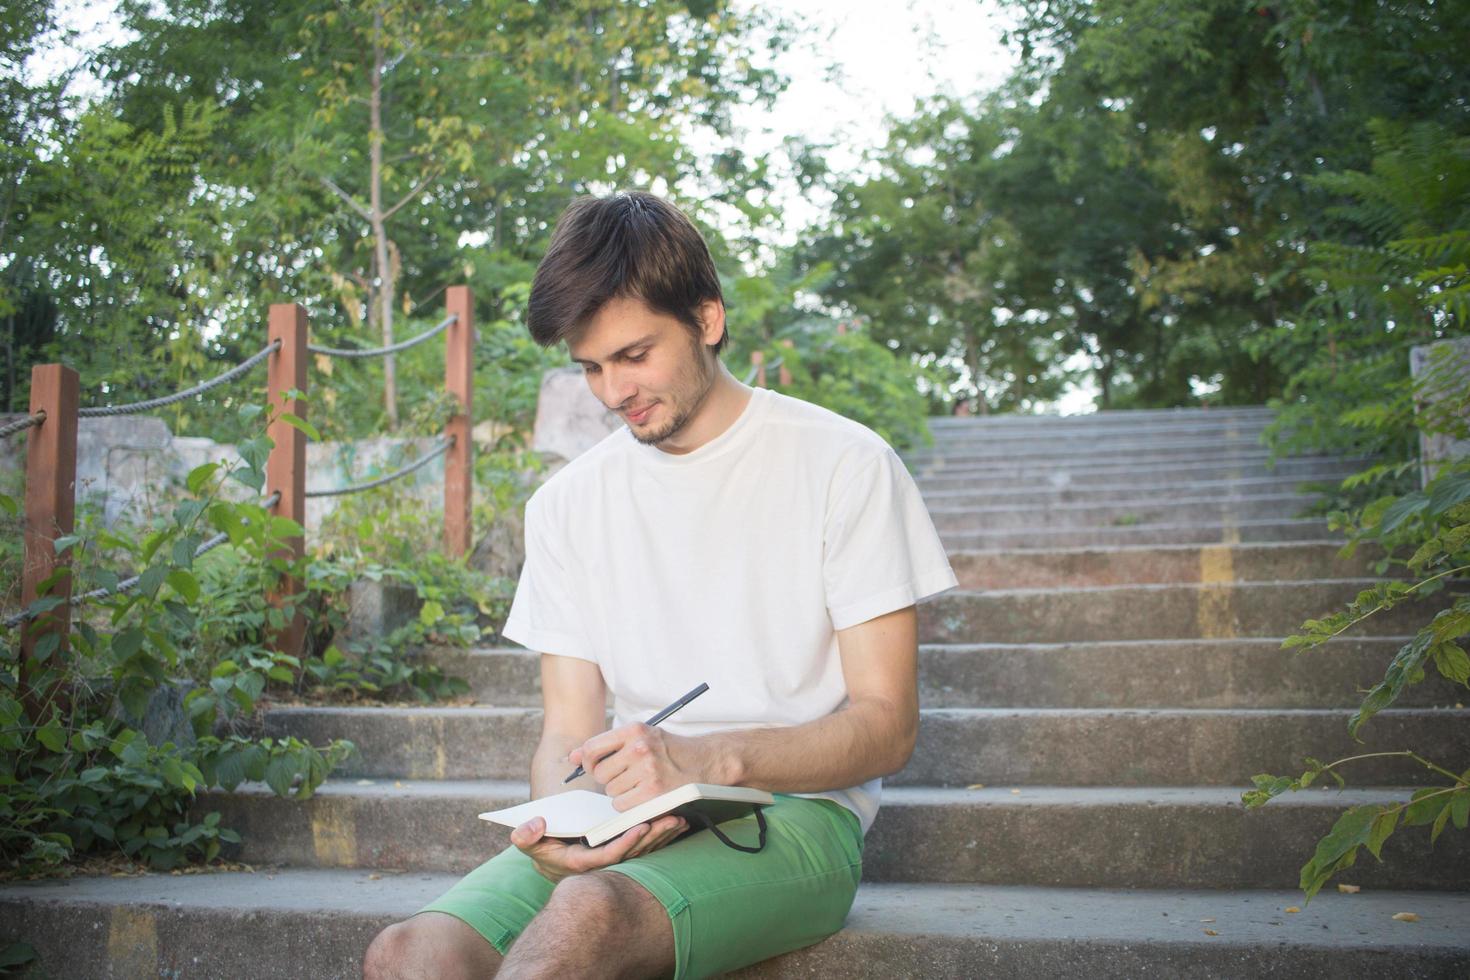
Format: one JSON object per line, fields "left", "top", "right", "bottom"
{"left": 542, "top": 871, "right": 656, "bottom": 934}
{"left": 363, "top": 912, "right": 499, "bottom": 980}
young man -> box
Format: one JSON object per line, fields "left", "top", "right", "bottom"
{"left": 363, "top": 191, "right": 956, "bottom": 979}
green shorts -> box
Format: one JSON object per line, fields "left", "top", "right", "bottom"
{"left": 414, "top": 794, "right": 864, "bottom": 979}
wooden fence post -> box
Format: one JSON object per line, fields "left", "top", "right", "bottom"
{"left": 778, "top": 339, "right": 794, "bottom": 387}
{"left": 444, "top": 285, "right": 474, "bottom": 558}
{"left": 750, "top": 350, "right": 766, "bottom": 388}
{"left": 19, "top": 364, "right": 78, "bottom": 723}
{"left": 266, "top": 304, "right": 308, "bottom": 658}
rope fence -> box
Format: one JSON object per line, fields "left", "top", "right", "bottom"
{"left": 307, "top": 313, "right": 456, "bottom": 359}
{"left": 78, "top": 340, "right": 281, "bottom": 418}
{"left": 0, "top": 411, "right": 45, "bottom": 440}
{"left": 305, "top": 437, "right": 453, "bottom": 498}
{"left": 3, "top": 491, "right": 285, "bottom": 629}
{"left": 8, "top": 286, "right": 474, "bottom": 714}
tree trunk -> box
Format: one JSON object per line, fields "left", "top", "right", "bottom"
{"left": 370, "top": 6, "right": 398, "bottom": 429}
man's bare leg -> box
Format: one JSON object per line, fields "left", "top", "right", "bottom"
{"left": 497, "top": 871, "right": 675, "bottom": 980}
{"left": 362, "top": 911, "right": 503, "bottom": 980}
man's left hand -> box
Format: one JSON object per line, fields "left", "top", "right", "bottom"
{"left": 568, "top": 723, "right": 719, "bottom": 811}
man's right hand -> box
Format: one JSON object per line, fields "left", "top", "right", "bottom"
{"left": 510, "top": 813, "right": 688, "bottom": 884}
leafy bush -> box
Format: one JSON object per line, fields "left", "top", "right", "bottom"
{"left": 1244, "top": 118, "right": 1470, "bottom": 901}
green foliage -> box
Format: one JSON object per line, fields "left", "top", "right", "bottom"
{"left": 1241, "top": 106, "right": 1470, "bottom": 902}
{"left": 735, "top": 320, "right": 936, "bottom": 451}
{"left": 0, "top": 412, "right": 376, "bottom": 875}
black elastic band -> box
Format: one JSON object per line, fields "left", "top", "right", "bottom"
{"left": 685, "top": 807, "right": 768, "bottom": 853}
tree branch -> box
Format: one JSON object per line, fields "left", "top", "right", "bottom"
{"left": 382, "top": 165, "right": 445, "bottom": 221}
{"left": 318, "top": 176, "right": 372, "bottom": 220}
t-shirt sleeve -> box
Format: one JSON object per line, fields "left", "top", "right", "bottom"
{"left": 822, "top": 447, "right": 959, "bottom": 631}
{"left": 500, "top": 491, "right": 596, "bottom": 662}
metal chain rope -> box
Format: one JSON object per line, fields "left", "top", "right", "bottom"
{"left": 304, "top": 437, "right": 453, "bottom": 498}
{"left": 78, "top": 341, "right": 282, "bottom": 419}
{"left": 0, "top": 411, "right": 46, "bottom": 440}
{"left": 742, "top": 355, "right": 784, "bottom": 387}
{"left": 2, "top": 490, "right": 283, "bottom": 629}
{"left": 307, "top": 313, "right": 456, "bottom": 360}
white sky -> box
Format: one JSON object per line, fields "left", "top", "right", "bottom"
{"left": 704, "top": 0, "right": 1018, "bottom": 245}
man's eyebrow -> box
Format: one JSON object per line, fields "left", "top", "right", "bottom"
{"left": 569, "top": 333, "right": 659, "bottom": 365}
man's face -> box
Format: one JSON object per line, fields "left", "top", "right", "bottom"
{"left": 568, "top": 295, "right": 720, "bottom": 447}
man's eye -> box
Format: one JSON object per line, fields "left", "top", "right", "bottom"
{"left": 626, "top": 353, "right": 648, "bottom": 363}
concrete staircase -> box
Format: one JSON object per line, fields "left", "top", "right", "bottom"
{"left": 5, "top": 406, "right": 1470, "bottom": 977}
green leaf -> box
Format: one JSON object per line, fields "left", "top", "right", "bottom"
{"left": 1431, "top": 796, "right": 1453, "bottom": 843}
{"left": 418, "top": 599, "right": 445, "bottom": 626}
{"left": 263, "top": 754, "right": 296, "bottom": 796}
{"left": 1427, "top": 473, "right": 1470, "bottom": 516}
{"left": 138, "top": 563, "right": 168, "bottom": 598}
{"left": 53, "top": 534, "right": 82, "bottom": 554}
{"left": 278, "top": 412, "right": 320, "bottom": 441}
{"left": 1404, "top": 787, "right": 1451, "bottom": 826}
{"left": 1452, "top": 789, "right": 1469, "bottom": 831}
{"left": 0, "top": 941, "right": 38, "bottom": 968}
{"left": 1432, "top": 642, "right": 1470, "bottom": 686}
{"left": 166, "top": 569, "right": 200, "bottom": 604}
{"left": 112, "top": 627, "right": 145, "bottom": 661}
{"left": 36, "top": 721, "right": 67, "bottom": 752}
{"left": 186, "top": 462, "right": 221, "bottom": 494}
{"left": 1366, "top": 806, "right": 1399, "bottom": 859}
{"left": 1380, "top": 493, "right": 1430, "bottom": 533}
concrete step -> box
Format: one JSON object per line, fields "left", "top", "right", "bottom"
{"left": 903, "top": 440, "right": 1285, "bottom": 468}
{"left": 918, "top": 580, "right": 1463, "bottom": 644}
{"left": 914, "top": 638, "right": 1464, "bottom": 709}
{"left": 920, "top": 473, "right": 1331, "bottom": 506}
{"left": 926, "top": 405, "right": 1277, "bottom": 430}
{"left": 4, "top": 871, "right": 1466, "bottom": 978}
{"left": 196, "top": 779, "right": 1470, "bottom": 891}
{"left": 425, "top": 637, "right": 1464, "bottom": 710}
{"left": 258, "top": 704, "right": 1470, "bottom": 786}
{"left": 912, "top": 448, "right": 1302, "bottom": 477}
{"left": 947, "top": 541, "right": 1381, "bottom": 589}
{"left": 939, "top": 517, "right": 1333, "bottom": 549}
{"left": 919, "top": 420, "right": 1273, "bottom": 448}
{"left": 903, "top": 707, "right": 1470, "bottom": 787}
{"left": 926, "top": 493, "right": 1322, "bottom": 533}
{"left": 916, "top": 457, "right": 1366, "bottom": 492}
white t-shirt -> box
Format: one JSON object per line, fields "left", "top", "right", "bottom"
{"left": 502, "top": 385, "right": 958, "bottom": 832}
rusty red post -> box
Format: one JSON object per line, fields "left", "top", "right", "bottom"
{"left": 266, "top": 304, "right": 308, "bottom": 658}
{"left": 750, "top": 350, "right": 766, "bottom": 388}
{"left": 19, "top": 364, "right": 78, "bottom": 723}
{"left": 444, "top": 286, "right": 474, "bottom": 557}
{"left": 778, "top": 339, "right": 794, "bottom": 387}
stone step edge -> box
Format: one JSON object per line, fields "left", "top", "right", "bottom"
{"left": 258, "top": 704, "right": 1463, "bottom": 720}
{"left": 208, "top": 778, "right": 1437, "bottom": 810}
{"left": 3, "top": 871, "right": 1466, "bottom": 976}
{"left": 442, "top": 634, "right": 1415, "bottom": 659}
{"left": 940, "top": 517, "right": 1326, "bottom": 536}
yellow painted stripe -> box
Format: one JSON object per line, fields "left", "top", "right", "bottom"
{"left": 1199, "top": 545, "right": 1235, "bottom": 584}
{"left": 1197, "top": 544, "right": 1237, "bottom": 638}
{"left": 311, "top": 797, "right": 357, "bottom": 866}
{"left": 107, "top": 906, "right": 158, "bottom": 977}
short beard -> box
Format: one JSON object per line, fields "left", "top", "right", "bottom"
{"left": 633, "top": 339, "right": 717, "bottom": 447}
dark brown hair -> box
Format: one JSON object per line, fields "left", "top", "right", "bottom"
{"left": 527, "top": 191, "right": 728, "bottom": 356}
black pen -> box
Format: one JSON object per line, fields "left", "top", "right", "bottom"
{"left": 563, "top": 681, "right": 710, "bottom": 783}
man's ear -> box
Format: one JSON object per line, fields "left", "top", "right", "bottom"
{"left": 698, "top": 300, "right": 726, "bottom": 347}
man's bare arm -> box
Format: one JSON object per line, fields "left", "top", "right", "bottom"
{"left": 573, "top": 605, "right": 920, "bottom": 807}
{"left": 529, "top": 653, "right": 607, "bottom": 799}
{"left": 512, "top": 652, "right": 688, "bottom": 882}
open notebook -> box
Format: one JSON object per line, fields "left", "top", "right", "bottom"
{"left": 480, "top": 783, "right": 774, "bottom": 848}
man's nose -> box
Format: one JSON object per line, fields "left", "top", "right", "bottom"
{"left": 593, "top": 365, "right": 637, "bottom": 409}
